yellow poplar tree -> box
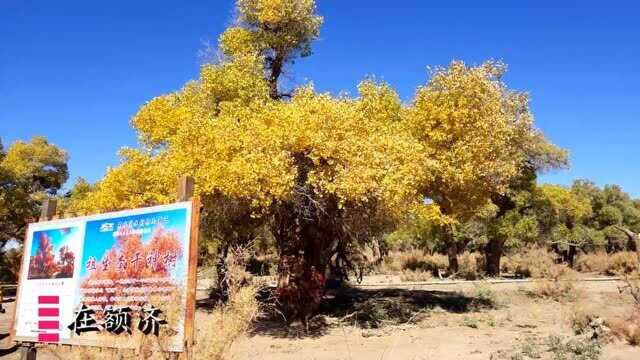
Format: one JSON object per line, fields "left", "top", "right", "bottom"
{"left": 73, "top": 0, "right": 432, "bottom": 315}
{"left": 404, "top": 61, "right": 542, "bottom": 272}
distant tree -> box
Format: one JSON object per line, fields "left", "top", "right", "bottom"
{"left": 0, "top": 136, "right": 68, "bottom": 248}
{"left": 533, "top": 184, "right": 594, "bottom": 266}
{"left": 571, "top": 180, "right": 640, "bottom": 252}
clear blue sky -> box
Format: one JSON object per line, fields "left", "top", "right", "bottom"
{"left": 1, "top": 0, "right": 639, "bottom": 197}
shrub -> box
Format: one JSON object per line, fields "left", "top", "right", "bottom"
{"left": 569, "top": 306, "right": 598, "bottom": 336}
{"left": 457, "top": 252, "right": 481, "bottom": 280}
{"left": 401, "top": 251, "right": 448, "bottom": 274}
{"left": 379, "top": 250, "right": 447, "bottom": 276}
{"left": 546, "top": 335, "right": 601, "bottom": 360}
{"left": 575, "top": 252, "right": 610, "bottom": 274}
{"left": 399, "top": 270, "right": 433, "bottom": 282}
{"left": 606, "top": 252, "right": 639, "bottom": 275}
{"left": 511, "top": 248, "right": 557, "bottom": 278}
{"left": 608, "top": 311, "right": 640, "bottom": 346}
{"left": 528, "top": 265, "right": 579, "bottom": 302}
{"left": 195, "top": 285, "right": 260, "bottom": 358}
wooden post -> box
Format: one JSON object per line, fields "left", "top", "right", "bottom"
{"left": 177, "top": 176, "right": 194, "bottom": 202}
{"left": 39, "top": 198, "right": 57, "bottom": 222}
{"left": 176, "top": 176, "right": 199, "bottom": 360}
{"left": 0, "top": 285, "right": 4, "bottom": 314}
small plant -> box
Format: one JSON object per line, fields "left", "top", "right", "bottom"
{"left": 462, "top": 316, "right": 479, "bottom": 328}
{"left": 521, "top": 342, "right": 541, "bottom": 358}
{"left": 528, "top": 265, "right": 579, "bottom": 302}
{"left": 545, "top": 335, "right": 601, "bottom": 360}
{"left": 569, "top": 305, "right": 598, "bottom": 336}
{"left": 457, "top": 252, "right": 482, "bottom": 280}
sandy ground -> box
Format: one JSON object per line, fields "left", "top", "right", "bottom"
{"left": 228, "top": 280, "right": 640, "bottom": 360}
{"left": 2, "top": 279, "right": 639, "bottom": 359}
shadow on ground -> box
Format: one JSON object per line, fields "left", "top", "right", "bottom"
{"left": 248, "top": 286, "right": 495, "bottom": 339}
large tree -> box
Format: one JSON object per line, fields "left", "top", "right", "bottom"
{"left": 72, "top": 0, "right": 557, "bottom": 317}
{"left": 72, "top": 0, "right": 429, "bottom": 318}
{"left": 403, "top": 61, "right": 547, "bottom": 273}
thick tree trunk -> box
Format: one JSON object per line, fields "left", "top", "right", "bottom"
{"left": 484, "top": 238, "right": 504, "bottom": 277}
{"left": 567, "top": 244, "right": 577, "bottom": 267}
{"left": 447, "top": 242, "right": 459, "bottom": 274}
{"left": 273, "top": 153, "right": 338, "bottom": 321}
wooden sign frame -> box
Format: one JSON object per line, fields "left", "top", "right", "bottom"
{"left": 10, "top": 176, "right": 200, "bottom": 360}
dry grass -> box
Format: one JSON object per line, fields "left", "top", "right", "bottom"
{"left": 575, "top": 252, "right": 611, "bottom": 274}
{"left": 527, "top": 265, "right": 579, "bottom": 302}
{"left": 608, "top": 273, "right": 640, "bottom": 346}
{"left": 399, "top": 270, "right": 433, "bottom": 282}
{"left": 609, "top": 309, "right": 640, "bottom": 346}
{"left": 576, "top": 251, "right": 639, "bottom": 275}
{"left": 379, "top": 250, "right": 447, "bottom": 276}
{"left": 456, "top": 252, "right": 482, "bottom": 280}
{"left": 504, "top": 248, "right": 557, "bottom": 278}
{"left": 607, "top": 252, "right": 640, "bottom": 275}
{"left": 195, "top": 285, "right": 260, "bottom": 359}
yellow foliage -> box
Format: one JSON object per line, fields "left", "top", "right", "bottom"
{"left": 404, "top": 60, "right": 536, "bottom": 221}
{"left": 236, "top": 0, "right": 322, "bottom": 55}
{"left": 76, "top": 2, "right": 545, "bottom": 236}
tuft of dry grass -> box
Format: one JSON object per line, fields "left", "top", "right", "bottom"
{"left": 456, "top": 252, "right": 482, "bottom": 280}
{"left": 195, "top": 285, "right": 260, "bottom": 359}
{"left": 576, "top": 251, "right": 639, "bottom": 275}
{"left": 608, "top": 309, "right": 640, "bottom": 346}
{"left": 607, "top": 252, "right": 640, "bottom": 275}
{"left": 379, "top": 250, "right": 447, "bottom": 276}
{"left": 399, "top": 270, "right": 433, "bottom": 282}
{"left": 508, "top": 248, "right": 557, "bottom": 279}
{"left": 575, "top": 252, "right": 611, "bottom": 274}
{"left": 527, "top": 265, "right": 579, "bottom": 302}
{"left": 609, "top": 273, "right": 640, "bottom": 346}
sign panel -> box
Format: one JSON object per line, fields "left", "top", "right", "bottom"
{"left": 13, "top": 202, "right": 194, "bottom": 352}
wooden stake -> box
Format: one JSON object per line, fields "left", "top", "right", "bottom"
{"left": 39, "top": 198, "right": 57, "bottom": 221}
{"left": 177, "top": 176, "right": 194, "bottom": 202}
{"left": 176, "top": 176, "right": 199, "bottom": 360}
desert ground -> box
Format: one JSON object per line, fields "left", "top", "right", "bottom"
{"left": 1, "top": 276, "right": 639, "bottom": 360}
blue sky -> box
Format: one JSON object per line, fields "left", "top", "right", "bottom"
{"left": 1, "top": 0, "right": 638, "bottom": 197}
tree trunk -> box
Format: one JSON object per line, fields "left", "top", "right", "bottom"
{"left": 215, "top": 244, "right": 230, "bottom": 302}
{"left": 484, "top": 238, "right": 504, "bottom": 277}
{"left": 567, "top": 244, "right": 577, "bottom": 268}
{"left": 447, "top": 243, "right": 459, "bottom": 274}
{"left": 273, "top": 153, "right": 338, "bottom": 321}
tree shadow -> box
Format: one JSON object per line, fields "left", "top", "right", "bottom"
{"left": 249, "top": 286, "right": 495, "bottom": 339}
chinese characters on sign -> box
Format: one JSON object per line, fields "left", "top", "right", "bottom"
{"left": 68, "top": 303, "right": 166, "bottom": 336}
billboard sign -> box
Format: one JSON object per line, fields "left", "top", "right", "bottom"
{"left": 12, "top": 201, "right": 196, "bottom": 352}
